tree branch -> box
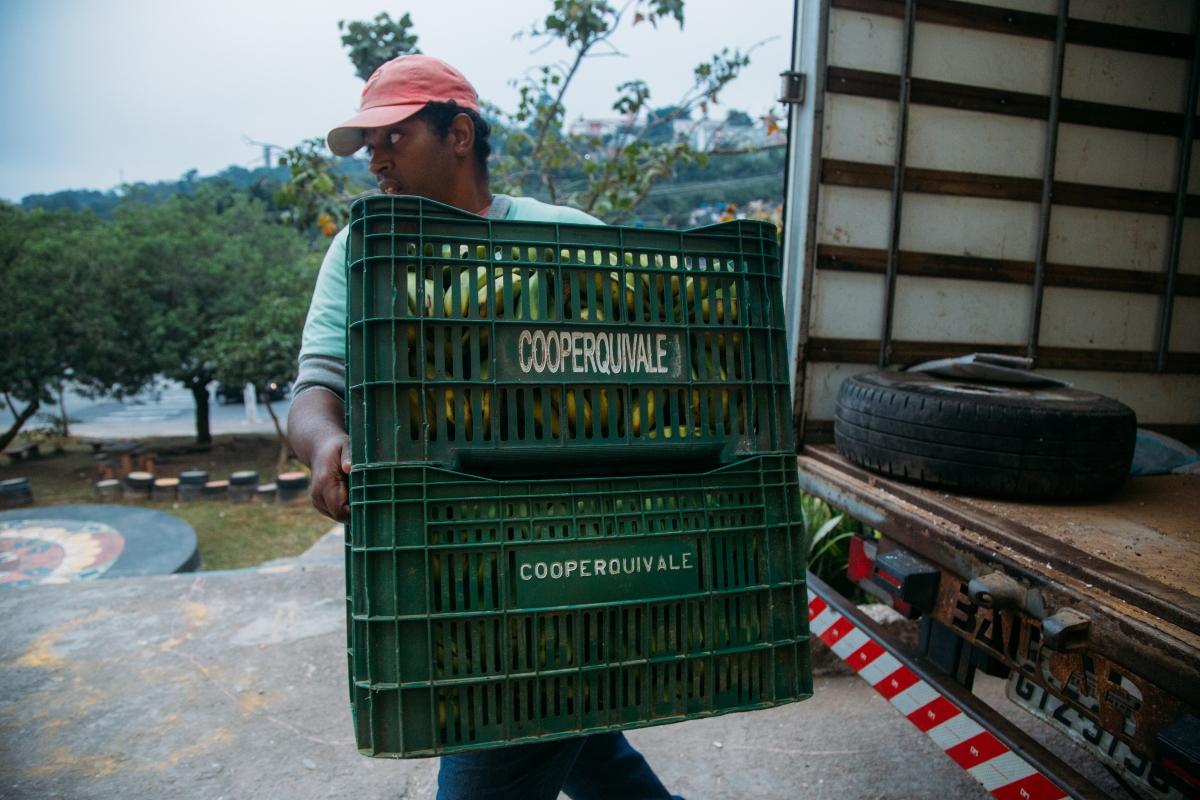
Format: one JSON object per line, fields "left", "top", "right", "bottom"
{"left": 0, "top": 397, "right": 40, "bottom": 452}
{"left": 528, "top": 1, "right": 636, "bottom": 164}
{"left": 530, "top": 46, "right": 589, "bottom": 162}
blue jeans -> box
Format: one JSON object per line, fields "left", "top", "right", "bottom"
{"left": 436, "top": 732, "right": 683, "bottom": 800}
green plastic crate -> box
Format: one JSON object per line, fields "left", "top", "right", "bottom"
{"left": 346, "top": 196, "right": 792, "bottom": 472}
{"left": 345, "top": 453, "right": 812, "bottom": 757}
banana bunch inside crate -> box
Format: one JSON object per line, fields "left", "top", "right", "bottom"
{"left": 400, "top": 246, "right": 748, "bottom": 443}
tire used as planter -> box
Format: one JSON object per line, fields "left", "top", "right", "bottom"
{"left": 152, "top": 477, "right": 180, "bottom": 501}
{"left": 228, "top": 470, "right": 258, "bottom": 503}
{"left": 0, "top": 477, "right": 34, "bottom": 509}
{"left": 178, "top": 470, "right": 208, "bottom": 502}
{"left": 94, "top": 478, "right": 121, "bottom": 501}
{"left": 255, "top": 482, "right": 277, "bottom": 503}
{"left": 202, "top": 480, "right": 229, "bottom": 500}
{"left": 229, "top": 470, "right": 259, "bottom": 486}
{"left": 834, "top": 370, "right": 1137, "bottom": 501}
{"left": 123, "top": 471, "right": 154, "bottom": 500}
{"left": 276, "top": 472, "right": 310, "bottom": 504}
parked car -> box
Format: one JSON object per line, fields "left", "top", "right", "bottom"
{"left": 214, "top": 382, "right": 290, "bottom": 405}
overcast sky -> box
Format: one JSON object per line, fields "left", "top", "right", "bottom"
{"left": 0, "top": 0, "right": 793, "bottom": 203}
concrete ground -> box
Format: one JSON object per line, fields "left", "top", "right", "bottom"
{"left": 0, "top": 535, "right": 1116, "bottom": 800}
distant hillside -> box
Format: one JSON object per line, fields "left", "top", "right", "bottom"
{"left": 636, "top": 147, "right": 784, "bottom": 228}
{"left": 19, "top": 164, "right": 292, "bottom": 217}
{"left": 15, "top": 146, "right": 780, "bottom": 229}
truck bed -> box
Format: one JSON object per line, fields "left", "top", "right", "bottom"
{"left": 797, "top": 445, "right": 1200, "bottom": 723}
{"left": 937, "top": 469, "right": 1198, "bottom": 603}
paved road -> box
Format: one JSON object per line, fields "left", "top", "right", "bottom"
{"left": 1, "top": 381, "right": 288, "bottom": 439}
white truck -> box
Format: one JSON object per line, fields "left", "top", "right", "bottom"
{"left": 780, "top": 1, "right": 1199, "bottom": 797}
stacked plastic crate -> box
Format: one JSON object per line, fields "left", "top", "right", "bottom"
{"left": 344, "top": 196, "right": 812, "bottom": 757}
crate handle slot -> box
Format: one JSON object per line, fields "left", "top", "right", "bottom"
{"left": 453, "top": 442, "right": 729, "bottom": 479}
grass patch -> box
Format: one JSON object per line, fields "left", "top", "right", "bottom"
{"left": 0, "top": 434, "right": 333, "bottom": 571}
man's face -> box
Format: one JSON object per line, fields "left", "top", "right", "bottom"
{"left": 363, "top": 115, "right": 457, "bottom": 202}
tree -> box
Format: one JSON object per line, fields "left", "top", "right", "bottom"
{"left": 112, "top": 188, "right": 310, "bottom": 445}
{"left": 283, "top": 1, "right": 757, "bottom": 227}
{"left": 0, "top": 204, "right": 154, "bottom": 450}
{"left": 338, "top": 12, "right": 420, "bottom": 81}
{"left": 210, "top": 254, "right": 319, "bottom": 468}
{"left": 489, "top": 0, "right": 753, "bottom": 223}
{"left": 274, "top": 139, "right": 370, "bottom": 238}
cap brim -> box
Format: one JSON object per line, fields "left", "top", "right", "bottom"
{"left": 326, "top": 103, "right": 427, "bottom": 156}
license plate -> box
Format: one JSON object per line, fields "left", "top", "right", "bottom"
{"left": 933, "top": 575, "right": 1172, "bottom": 757}
{"left": 1007, "top": 673, "right": 1185, "bottom": 800}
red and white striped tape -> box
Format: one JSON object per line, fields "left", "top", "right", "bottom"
{"left": 807, "top": 592, "right": 1069, "bottom": 800}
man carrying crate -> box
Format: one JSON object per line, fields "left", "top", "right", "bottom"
{"left": 287, "top": 54, "right": 684, "bottom": 800}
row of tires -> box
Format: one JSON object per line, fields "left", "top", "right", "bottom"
{"left": 105, "top": 470, "right": 311, "bottom": 502}
{"left": 0, "top": 473, "right": 313, "bottom": 510}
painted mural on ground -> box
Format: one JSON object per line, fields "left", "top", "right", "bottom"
{"left": 0, "top": 519, "right": 125, "bottom": 588}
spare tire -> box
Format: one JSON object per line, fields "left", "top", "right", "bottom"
{"left": 834, "top": 370, "right": 1137, "bottom": 501}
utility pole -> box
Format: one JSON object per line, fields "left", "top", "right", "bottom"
{"left": 244, "top": 137, "right": 283, "bottom": 169}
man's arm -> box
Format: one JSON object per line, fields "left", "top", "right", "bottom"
{"left": 287, "top": 388, "right": 350, "bottom": 522}
{"left": 291, "top": 226, "right": 352, "bottom": 522}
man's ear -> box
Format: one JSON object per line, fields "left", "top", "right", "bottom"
{"left": 449, "top": 113, "right": 475, "bottom": 158}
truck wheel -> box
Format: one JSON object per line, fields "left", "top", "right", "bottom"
{"left": 834, "top": 370, "right": 1137, "bottom": 501}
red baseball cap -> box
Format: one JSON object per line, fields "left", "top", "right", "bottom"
{"left": 326, "top": 55, "right": 480, "bottom": 156}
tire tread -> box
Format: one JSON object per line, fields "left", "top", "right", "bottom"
{"left": 833, "top": 371, "right": 1136, "bottom": 501}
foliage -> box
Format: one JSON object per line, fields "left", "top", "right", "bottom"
{"left": 210, "top": 293, "right": 312, "bottom": 398}
{"left": 4, "top": 180, "right": 315, "bottom": 449}
{"left": 18, "top": 188, "right": 123, "bottom": 217}
{"left": 339, "top": 12, "right": 420, "bottom": 82}
{"left": 0, "top": 204, "right": 154, "bottom": 449}
{"left": 211, "top": 253, "right": 320, "bottom": 464}
{"left": 633, "top": 147, "right": 785, "bottom": 227}
{"left": 16, "top": 404, "right": 79, "bottom": 455}
{"left": 490, "top": 0, "right": 754, "bottom": 223}
{"left": 802, "top": 493, "right": 874, "bottom": 598}
{"left": 18, "top": 165, "right": 289, "bottom": 219}
{"left": 274, "top": 140, "right": 370, "bottom": 237}
{"left": 112, "top": 187, "right": 311, "bottom": 444}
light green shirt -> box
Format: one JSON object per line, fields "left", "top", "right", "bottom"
{"left": 299, "top": 194, "right": 603, "bottom": 361}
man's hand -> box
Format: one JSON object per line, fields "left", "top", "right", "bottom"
{"left": 311, "top": 432, "right": 351, "bottom": 522}
{"left": 287, "top": 388, "right": 352, "bottom": 523}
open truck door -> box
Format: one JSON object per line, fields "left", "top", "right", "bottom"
{"left": 780, "top": 1, "right": 1200, "bottom": 798}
